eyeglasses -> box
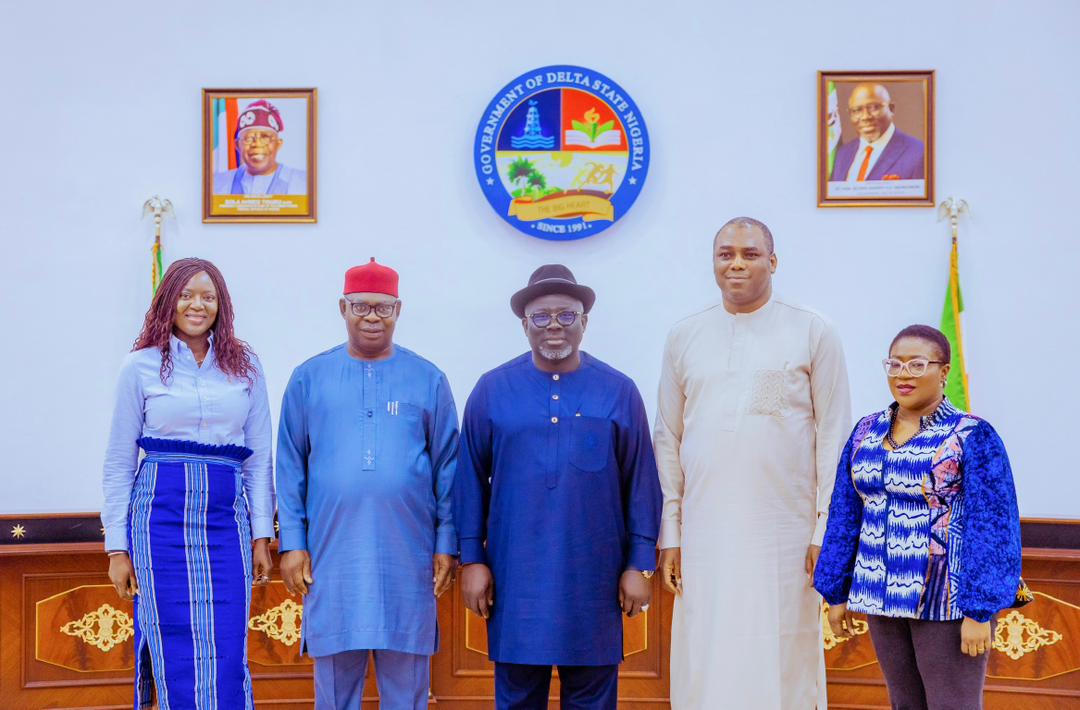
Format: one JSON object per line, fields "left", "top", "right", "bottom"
{"left": 526, "top": 310, "right": 581, "bottom": 328}
{"left": 345, "top": 299, "right": 399, "bottom": 318}
{"left": 238, "top": 132, "right": 278, "bottom": 147}
{"left": 849, "top": 103, "right": 886, "bottom": 118}
{"left": 882, "top": 358, "right": 947, "bottom": 378}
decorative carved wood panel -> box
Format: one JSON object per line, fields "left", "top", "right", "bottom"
{"left": 823, "top": 546, "right": 1080, "bottom": 709}
{"left": 1, "top": 515, "right": 1077, "bottom": 709}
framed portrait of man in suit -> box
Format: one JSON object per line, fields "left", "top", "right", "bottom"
{"left": 202, "top": 88, "right": 317, "bottom": 223}
{"left": 818, "top": 71, "right": 934, "bottom": 208}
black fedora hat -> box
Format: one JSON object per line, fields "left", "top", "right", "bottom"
{"left": 510, "top": 264, "right": 596, "bottom": 318}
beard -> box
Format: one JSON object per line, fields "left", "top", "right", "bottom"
{"left": 539, "top": 344, "right": 573, "bottom": 361}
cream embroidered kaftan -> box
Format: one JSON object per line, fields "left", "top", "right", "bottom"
{"left": 654, "top": 299, "right": 851, "bottom": 709}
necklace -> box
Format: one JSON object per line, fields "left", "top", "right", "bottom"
{"left": 886, "top": 403, "right": 937, "bottom": 450}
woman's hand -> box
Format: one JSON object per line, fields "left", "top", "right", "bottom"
{"left": 252, "top": 538, "right": 272, "bottom": 585}
{"left": 108, "top": 553, "right": 139, "bottom": 601}
{"left": 827, "top": 602, "right": 857, "bottom": 638}
{"left": 659, "top": 547, "right": 682, "bottom": 595}
{"left": 960, "top": 617, "right": 993, "bottom": 657}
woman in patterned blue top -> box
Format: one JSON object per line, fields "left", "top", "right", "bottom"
{"left": 814, "top": 325, "right": 1021, "bottom": 709}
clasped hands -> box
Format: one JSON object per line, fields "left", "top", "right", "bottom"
{"left": 459, "top": 563, "right": 652, "bottom": 619}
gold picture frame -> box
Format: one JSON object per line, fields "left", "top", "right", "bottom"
{"left": 202, "top": 88, "right": 317, "bottom": 223}
{"left": 817, "top": 71, "right": 934, "bottom": 208}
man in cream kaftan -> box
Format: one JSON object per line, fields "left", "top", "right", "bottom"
{"left": 654, "top": 218, "right": 851, "bottom": 709}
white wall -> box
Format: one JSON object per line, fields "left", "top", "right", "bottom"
{"left": 2, "top": 1, "right": 1077, "bottom": 516}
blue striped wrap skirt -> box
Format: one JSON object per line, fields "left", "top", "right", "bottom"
{"left": 128, "top": 437, "right": 255, "bottom": 710}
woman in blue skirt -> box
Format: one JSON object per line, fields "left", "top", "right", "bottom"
{"left": 102, "top": 257, "right": 275, "bottom": 709}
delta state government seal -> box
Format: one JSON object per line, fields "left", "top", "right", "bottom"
{"left": 474, "top": 65, "right": 650, "bottom": 241}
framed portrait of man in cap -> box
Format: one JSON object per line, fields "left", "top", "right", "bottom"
{"left": 202, "top": 88, "right": 317, "bottom": 222}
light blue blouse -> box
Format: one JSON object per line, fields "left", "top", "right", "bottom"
{"left": 101, "top": 335, "right": 275, "bottom": 551}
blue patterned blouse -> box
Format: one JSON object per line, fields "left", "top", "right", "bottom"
{"left": 814, "top": 398, "right": 1021, "bottom": 623}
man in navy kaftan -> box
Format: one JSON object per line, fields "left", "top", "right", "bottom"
{"left": 455, "top": 264, "right": 662, "bottom": 710}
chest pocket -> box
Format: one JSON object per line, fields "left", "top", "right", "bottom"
{"left": 569, "top": 416, "right": 612, "bottom": 472}
{"left": 745, "top": 369, "right": 788, "bottom": 417}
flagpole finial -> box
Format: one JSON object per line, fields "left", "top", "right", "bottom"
{"left": 141, "top": 196, "right": 174, "bottom": 294}
{"left": 937, "top": 197, "right": 969, "bottom": 243}
{"left": 142, "top": 195, "right": 174, "bottom": 226}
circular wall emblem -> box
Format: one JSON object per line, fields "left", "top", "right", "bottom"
{"left": 474, "top": 65, "right": 650, "bottom": 241}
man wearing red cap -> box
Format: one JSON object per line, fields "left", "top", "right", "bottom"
{"left": 276, "top": 259, "right": 458, "bottom": 709}
{"left": 212, "top": 99, "right": 307, "bottom": 196}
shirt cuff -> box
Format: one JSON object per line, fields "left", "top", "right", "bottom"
{"left": 278, "top": 526, "right": 307, "bottom": 553}
{"left": 627, "top": 539, "right": 657, "bottom": 573}
{"left": 104, "top": 527, "right": 129, "bottom": 553}
{"left": 821, "top": 589, "right": 849, "bottom": 606}
{"left": 459, "top": 537, "right": 487, "bottom": 566}
{"left": 658, "top": 518, "right": 681, "bottom": 549}
{"left": 811, "top": 513, "right": 828, "bottom": 546}
{"left": 435, "top": 525, "right": 457, "bottom": 556}
{"left": 962, "top": 608, "right": 995, "bottom": 623}
{"left": 250, "top": 515, "right": 275, "bottom": 542}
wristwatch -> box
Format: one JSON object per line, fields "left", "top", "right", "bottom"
{"left": 640, "top": 569, "right": 654, "bottom": 580}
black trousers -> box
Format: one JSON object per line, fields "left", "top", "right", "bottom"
{"left": 868, "top": 615, "right": 995, "bottom": 710}
{"left": 494, "top": 662, "right": 618, "bottom": 710}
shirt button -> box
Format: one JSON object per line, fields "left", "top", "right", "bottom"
{"left": 552, "top": 394, "right": 559, "bottom": 400}
{"left": 551, "top": 416, "right": 559, "bottom": 424}
{"left": 367, "top": 410, "right": 373, "bottom": 417}
{"left": 552, "top": 374, "right": 560, "bottom": 381}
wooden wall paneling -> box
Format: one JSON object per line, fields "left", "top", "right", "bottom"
{"left": 2, "top": 514, "right": 1078, "bottom": 708}
{"left": 824, "top": 545, "right": 1080, "bottom": 709}
{"left": 431, "top": 576, "right": 671, "bottom": 708}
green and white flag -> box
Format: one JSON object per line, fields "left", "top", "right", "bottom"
{"left": 826, "top": 81, "right": 841, "bottom": 177}
{"left": 940, "top": 238, "right": 970, "bottom": 410}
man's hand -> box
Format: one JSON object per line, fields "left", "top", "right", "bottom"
{"left": 433, "top": 554, "right": 455, "bottom": 598}
{"left": 280, "top": 550, "right": 313, "bottom": 596}
{"left": 619, "top": 570, "right": 651, "bottom": 617}
{"left": 826, "top": 602, "right": 857, "bottom": 639}
{"left": 252, "top": 538, "right": 272, "bottom": 585}
{"left": 659, "top": 547, "right": 682, "bottom": 595}
{"left": 108, "top": 553, "right": 139, "bottom": 601}
{"left": 960, "top": 617, "right": 993, "bottom": 657}
{"left": 460, "top": 563, "right": 494, "bottom": 618}
{"left": 805, "top": 544, "right": 821, "bottom": 585}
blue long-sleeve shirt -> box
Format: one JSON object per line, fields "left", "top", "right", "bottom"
{"left": 814, "top": 399, "right": 1022, "bottom": 623}
{"left": 454, "top": 352, "right": 662, "bottom": 665}
{"left": 101, "top": 335, "right": 274, "bottom": 552}
{"left": 276, "top": 344, "right": 458, "bottom": 657}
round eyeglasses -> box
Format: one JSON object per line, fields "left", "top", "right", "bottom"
{"left": 527, "top": 310, "right": 581, "bottom": 328}
{"left": 345, "top": 299, "right": 399, "bottom": 318}
{"left": 882, "top": 357, "right": 947, "bottom": 378}
{"left": 238, "top": 132, "right": 278, "bottom": 147}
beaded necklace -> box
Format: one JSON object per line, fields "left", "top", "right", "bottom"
{"left": 885, "top": 398, "right": 941, "bottom": 450}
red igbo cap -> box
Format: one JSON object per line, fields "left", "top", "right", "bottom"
{"left": 235, "top": 100, "right": 283, "bottom": 138}
{"left": 344, "top": 258, "right": 399, "bottom": 297}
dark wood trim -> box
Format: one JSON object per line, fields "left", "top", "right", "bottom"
{"left": 0, "top": 542, "right": 104, "bottom": 557}
{"left": 1020, "top": 519, "right": 1080, "bottom": 550}
{"left": 4, "top": 514, "right": 1076, "bottom": 551}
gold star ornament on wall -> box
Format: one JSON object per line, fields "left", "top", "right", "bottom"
{"left": 11, "top": 524, "right": 27, "bottom": 539}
